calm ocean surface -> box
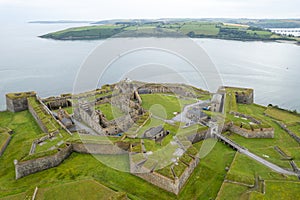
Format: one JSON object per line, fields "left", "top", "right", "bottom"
{"left": 0, "top": 22, "right": 299, "bottom": 111}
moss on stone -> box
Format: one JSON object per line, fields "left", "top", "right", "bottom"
{"left": 6, "top": 91, "right": 36, "bottom": 100}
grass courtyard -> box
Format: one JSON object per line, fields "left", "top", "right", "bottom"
{"left": 140, "top": 93, "right": 197, "bottom": 119}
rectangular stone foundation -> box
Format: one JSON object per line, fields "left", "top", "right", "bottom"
{"left": 131, "top": 156, "right": 200, "bottom": 195}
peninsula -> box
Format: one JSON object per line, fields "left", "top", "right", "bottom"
{"left": 40, "top": 18, "right": 300, "bottom": 43}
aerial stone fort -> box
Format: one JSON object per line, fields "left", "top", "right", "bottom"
{"left": 3, "top": 79, "right": 300, "bottom": 196}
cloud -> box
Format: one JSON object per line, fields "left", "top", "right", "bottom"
{"left": 0, "top": 0, "right": 299, "bottom": 21}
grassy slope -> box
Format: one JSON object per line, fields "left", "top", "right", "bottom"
{"left": 265, "top": 107, "right": 300, "bottom": 125}
{"left": 179, "top": 141, "right": 236, "bottom": 199}
{"left": 224, "top": 153, "right": 299, "bottom": 199}
{"left": 41, "top": 25, "right": 124, "bottom": 40}
{"left": 0, "top": 132, "right": 10, "bottom": 151}
{"left": 227, "top": 153, "right": 297, "bottom": 185}
{"left": 217, "top": 182, "right": 249, "bottom": 200}
{"left": 288, "top": 124, "right": 300, "bottom": 137}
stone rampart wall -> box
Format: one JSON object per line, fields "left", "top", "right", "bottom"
{"left": 15, "top": 142, "right": 127, "bottom": 179}
{"left": 235, "top": 92, "right": 253, "bottom": 104}
{"left": 276, "top": 121, "right": 300, "bottom": 144}
{"left": 130, "top": 154, "right": 200, "bottom": 194}
{"left": 134, "top": 170, "right": 177, "bottom": 194}
{"left": 6, "top": 97, "right": 28, "bottom": 112}
{"left": 228, "top": 125, "right": 274, "bottom": 138}
{"left": 15, "top": 145, "right": 73, "bottom": 179}
{"left": 229, "top": 111, "right": 261, "bottom": 124}
{"left": 72, "top": 143, "right": 127, "bottom": 154}
{"left": 137, "top": 85, "right": 197, "bottom": 98}
{"left": 0, "top": 135, "right": 12, "bottom": 157}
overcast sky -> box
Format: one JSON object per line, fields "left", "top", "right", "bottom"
{"left": 0, "top": 0, "right": 299, "bottom": 22}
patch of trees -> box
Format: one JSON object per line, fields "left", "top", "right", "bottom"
{"left": 218, "top": 28, "right": 261, "bottom": 40}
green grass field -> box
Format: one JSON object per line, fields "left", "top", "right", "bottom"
{"left": 180, "top": 23, "right": 220, "bottom": 35}
{"left": 250, "top": 181, "right": 300, "bottom": 200}
{"left": 217, "top": 182, "right": 249, "bottom": 200}
{"left": 179, "top": 141, "right": 236, "bottom": 199}
{"left": 226, "top": 153, "right": 297, "bottom": 186}
{"left": 35, "top": 179, "right": 122, "bottom": 200}
{"left": 140, "top": 94, "right": 196, "bottom": 119}
{"left": 264, "top": 107, "right": 300, "bottom": 125}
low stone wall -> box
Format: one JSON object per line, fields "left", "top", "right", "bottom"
{"left": 228, "top": 125, "right": 274, "bottom": 138}
{"left": 15, "top": 145, "right": 73, "bottom": 179}
{"left": 15, "top": 142, "right": 128, "bottom": 179}
{"left": 29, "top": 134, "right": 58, "bottom": 155}
{"left": 134, "top": 170, "right": 177, "bottom": 194}
{"left": 72, "top": 143, "right": 127, "bottom": 155}
{"left": 276, "top": 121, "right": 300, "bottom": 144}
{"left": 222, "top": 121, "right": 274, "bottom": 138}
{"left": 229, "top": 111, "right": 261, "bottom": 124}
{"left": 131, "top": 155, "right": 200, "bottom": 194}
{"left": 0, "top": 135, "right": 12, "bottom": 157}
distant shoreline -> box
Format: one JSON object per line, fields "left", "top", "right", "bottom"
{"left": 38, "top": 19, "right": 300, "bottom": 44}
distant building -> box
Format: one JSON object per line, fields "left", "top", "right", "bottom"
{"left": 221, "top": 86, "right": 254, "bottom": 105}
